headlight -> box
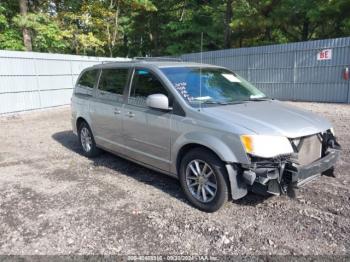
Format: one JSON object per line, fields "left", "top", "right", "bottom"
{"left": 240, "top": 135, "right": 294, "bottom": 158}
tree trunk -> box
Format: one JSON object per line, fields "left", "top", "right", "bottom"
{"left": 150, "top": 12, "right": 160, "bottom": 56}
{"left": 106, "top": 0, "right": 119, "bottom": 57}
{"left": 54, "top": 0, "right": 61, "bottom": 13}
{"left": 224, "top": 0, "right": 233, "bottom": 49}
{"left": 301, "top": 19, "right": 309, "bottom": 41}
{"left": 19, "top": 0, "right": 32, "bottom": 51}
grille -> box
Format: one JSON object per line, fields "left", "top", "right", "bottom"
{"left": 293, "top": 135, "right": 322, "bottom": 166}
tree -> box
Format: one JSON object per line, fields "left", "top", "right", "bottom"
{"left": 224, "top": 0, "right": 233, "bottom": 48}
{"left": 13, "top": 12, "right": 69, "bottom": 53}
{"left": 19, "top": 0, "right": 32, "bottom": 51}
{"left": 0, "top": 0, "right": 349, "bottom": 56}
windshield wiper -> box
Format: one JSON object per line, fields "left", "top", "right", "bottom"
{"left": 244, "top": 97, "right": 272, "bottom": 102}
{"left": 195, "top": 100, "right": 250, "bottom": 106}
{"left": 205, "top": 101, "right": 247, "bottom": 105}
{"left": 221, "top": 101, "right": 247, "bottom": 105}
{"left": 201, "top": 100, "right": 219, "bottom": 104}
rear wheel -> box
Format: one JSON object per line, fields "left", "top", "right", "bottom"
{"left": 179, "top": 148, "right": 229, "bottom": 212}
{"left": 78, "top": 121, "right": 101, "bottom": 157}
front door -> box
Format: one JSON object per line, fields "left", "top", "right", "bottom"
{"left": 122, "top": 68, "right": 172, "bottom": 172}
{"left": 90, "top": 67, "right": 129, "bottom": 152}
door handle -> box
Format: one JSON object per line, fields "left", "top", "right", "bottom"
{"left": 114, "top": 109, "right": 121, "bottom": 115}
{"left": 126, "top": 112, "right": 135, "bottom": 118}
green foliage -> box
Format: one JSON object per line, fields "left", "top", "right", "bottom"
{"left": 0, "top": 6, "right": 7, "bottom": 29}
{"left": 0, "top": 4, "right": 25, "bottom": 50}
{"left": 0, "top": 29, "right": 25, "bottom": 50}
{"left": 0, "top": 0, "right": 349, "bottom": 56}
{"left": 13, "top": 13, "right": 69, "bottom": 52}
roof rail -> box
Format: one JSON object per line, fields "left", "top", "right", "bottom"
{"left": 133, "top": 57, "right": 182, "bottom": 62}
{"left": 99, "top": 60, "right": 133, "bottom": 64}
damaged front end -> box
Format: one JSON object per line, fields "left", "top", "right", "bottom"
{"left": 235, "top": 130, "right": 341, "bottom": 198}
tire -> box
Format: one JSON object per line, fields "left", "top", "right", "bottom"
{"left": 179, "top": 148, "right": 230, "bottom": 212}
{"left": 78, "top": 121, "right": 102, "bottom": 158}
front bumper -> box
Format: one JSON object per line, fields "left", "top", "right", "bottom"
{"left": 288, "top": 149, "right": 340, "bottom": 187}
{"left": 226, "top": 132, "right": 341, "bottom": 200}
{"left": 244, "top": 150, "right": 341, "bottom": 197}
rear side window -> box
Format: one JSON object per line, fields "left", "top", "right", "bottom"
{"left": 77, "top": 70, "right": 98, "bottom": 89}
{"left": 128, "top": 68, "right": 168, "bottom": 106}
{"left": 98, "top": 68, "right": 129, "bottom": 95}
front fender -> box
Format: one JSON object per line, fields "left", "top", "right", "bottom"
{"left": 171, "top": 131, "right": 250, "bottom": 174}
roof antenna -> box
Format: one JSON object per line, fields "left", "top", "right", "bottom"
{"left": 199, "top": 32, "right": 203, "bottom": 112}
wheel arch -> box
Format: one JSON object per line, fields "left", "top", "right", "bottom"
{"left": 76, "top": 117, "right": 88, "bottom": 131}
{"left": 75, "top": 113, "right": 93, "bottom": 133}
{"left": 175, "top": 141, "right": 249, "bottom": 201}
{"left": 176, "top": 143, "right": 220, "bottom": 174}
{"left": 173, "top": 134, "right": 244, "bottom": 174}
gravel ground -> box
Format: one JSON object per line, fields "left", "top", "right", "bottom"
{"left": 0, "top": 102, "right": 349, "bottom": 256}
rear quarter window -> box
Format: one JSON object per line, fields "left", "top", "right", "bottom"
{"left": 75, "top": 69, "right": 98, "bottom": 96}
{"left": 77, "top": 70, "right": 98, "bottom": 89}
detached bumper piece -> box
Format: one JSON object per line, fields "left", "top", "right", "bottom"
{"left": 246, "top": 131, "right": 341, "bottom": 197}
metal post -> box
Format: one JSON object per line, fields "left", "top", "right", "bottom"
{"left": 69, "top": 60, "right": 74, "bottom": 87}
{"left": 293, "top": 51, "right": 297, "bottom": 100}
{"left": 347, "top": 67, "right": 350, "bottom": 103}
{"left": 33, "top": 57, "right": 42, "bottom": 109}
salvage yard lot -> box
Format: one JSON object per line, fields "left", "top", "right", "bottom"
{"left": 0, "top": 102, "right": 349, "bottom": 255}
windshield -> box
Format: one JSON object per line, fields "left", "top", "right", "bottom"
{"left": 160, "top": 67, "right": 267, "bottom": 106}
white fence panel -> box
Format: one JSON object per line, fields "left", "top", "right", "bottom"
{"left": 0, "top": 50, "right": 129, "bottom": 114}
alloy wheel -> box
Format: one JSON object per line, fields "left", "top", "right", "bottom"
{"left": 80, "top": 126, "right": 92, "bottom": 152}
{"left": 185, "top": 159, "right": 218, "bottom": 203}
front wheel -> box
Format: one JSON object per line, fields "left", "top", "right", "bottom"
{"left": 179, "top": 148, "right": 230, "bottom": 212}
{"left": 78, "top": 121, "right": 101, "bottom": 158}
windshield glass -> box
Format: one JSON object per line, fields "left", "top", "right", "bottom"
{"left": 160, "top": 67, "right": 267, "bottom": 106}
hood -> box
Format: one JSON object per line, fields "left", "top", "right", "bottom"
{"left": 202, "top": 100, "right": 332, "bottom": 138}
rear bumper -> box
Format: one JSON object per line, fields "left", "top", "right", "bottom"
{"left": 289, "top": 149, "right": 340, "bottom": 186}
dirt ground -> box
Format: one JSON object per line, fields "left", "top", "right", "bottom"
{"left": 0, "top": 102, "right": 349, "bottom": 256}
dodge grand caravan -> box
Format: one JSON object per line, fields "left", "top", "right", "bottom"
{"left": 71, "top": 59, "right": 340, "bottom": 212}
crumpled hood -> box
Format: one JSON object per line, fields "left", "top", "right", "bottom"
{"left": 202, "top": 100, "right": 332, "bottom": 138}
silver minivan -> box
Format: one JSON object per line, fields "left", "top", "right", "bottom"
{"left": 71, "top": 59, "right": 340, "bottom": 212}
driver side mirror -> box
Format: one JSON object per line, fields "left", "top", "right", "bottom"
{"left": 146, "top": 94, "right": 172, "bottom": 111}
